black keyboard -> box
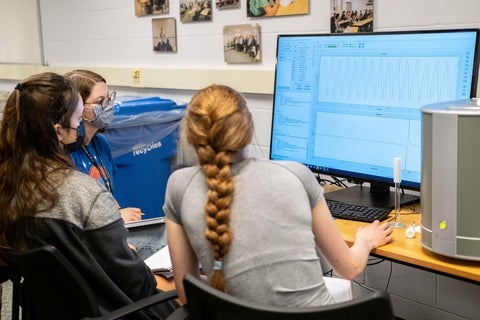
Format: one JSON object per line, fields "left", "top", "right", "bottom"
{"left": 326, "top": 200, "right": 391, "bottom": 223}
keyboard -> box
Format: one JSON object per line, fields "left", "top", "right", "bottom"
{"left": 326, "top": 200, "right": 391, "bottom": 223}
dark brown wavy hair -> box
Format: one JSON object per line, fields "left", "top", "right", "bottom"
{"left": 185, "top": 84, "right": 254, "bottom": 292}
{"left": 0, "top": 72, "right": 79, "bottom": 259}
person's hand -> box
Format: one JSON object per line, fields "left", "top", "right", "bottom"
{"left": 120, "top": 207, "right": 142, "bottom": 222}
{"left": 356, "top": 220, "right": 393, "bottom": 250}
{"left": 129, "top": 243, "right": 137, "bottom": 251}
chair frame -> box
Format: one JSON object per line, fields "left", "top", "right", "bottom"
{"left": 3, "top": 245, "right": 179, "bottom": 320}
{"left": 182, "top": 273, "right": 395, "bottom": 320}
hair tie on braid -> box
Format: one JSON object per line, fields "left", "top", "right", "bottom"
{"left": 213, "top": 260, "right": 223, "bottom": 271}
{"left": 15, "top": 83, "right": 23, "bottom": 91}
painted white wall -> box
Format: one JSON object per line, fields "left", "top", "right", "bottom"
{"left": 0, "top": 0, "right": 42, "bottom": 64}
{"left": 1, "top": 0, "right": 480, "bottom": 157}
{"left": 34, "top": 0, "right": 480, "bottom": 69}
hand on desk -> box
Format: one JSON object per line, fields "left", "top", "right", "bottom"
{"left": 120, "top": 207, "right": 143, "bottom": 222}
{"left": 356, "top": 220, "right": 393, "bottom": 250}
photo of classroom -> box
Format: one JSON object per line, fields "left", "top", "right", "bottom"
{"left": 246, "top": 0, "right": 309, "bottom": 17}
{"left": 180, "top": 0, "right": 212, "bottom": 23}
{"left": 330, "top": 0, "right": 373, "bottom": 33}
{"left": 135, "top": 0, "right": 169, "bottom": 16}
{"left": 215, "top": 0, "right": 240, "bottom": 9}
{"left": 223, "top": 24, "right": 261, "bottom": 63}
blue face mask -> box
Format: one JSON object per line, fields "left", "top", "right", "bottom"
{"left": 63, "top": 121, "right": 86, "bottom": 153}
{"left": 76, "top": 120, "right": 86, "bottom": 144}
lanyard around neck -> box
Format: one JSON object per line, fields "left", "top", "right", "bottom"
{"left": 80, "top": 142, "right": 113, "bottom": 193}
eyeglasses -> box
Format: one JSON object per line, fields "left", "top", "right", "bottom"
{"left": 84, "top": 91, "right": 116, "bottom": 110}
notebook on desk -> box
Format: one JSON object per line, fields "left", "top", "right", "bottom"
{"left": 144, "top": 244, "right": 173, "bottom": 278}
{"left": 125, "top": 216, "right": 165, "bottom": 229}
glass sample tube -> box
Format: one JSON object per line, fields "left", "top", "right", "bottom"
{"left": 390, "top": 157, "right": 406, "bottom": 228}
{"left": 390, "top": 182, "right": 406, "bottom": 228}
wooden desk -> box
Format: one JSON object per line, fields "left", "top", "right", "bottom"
{"left": 155, "top": 275, "right": 185, "bottom": 305}
{"left": 335, "top": 208, "right": 480, "bottom": 283}
{"left": 155, "top": 275, "right": 175, "bottom": 291}
{"left": 275, "top": 0, "right": 308, "bottom": 16}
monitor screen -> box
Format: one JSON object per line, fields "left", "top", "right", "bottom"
{"left": 270, "top": 29, "right": 480, "bottom": 208}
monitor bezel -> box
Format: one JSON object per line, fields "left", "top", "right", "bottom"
{"left": 270, "top": 28, "right": 480, "bottom": 194}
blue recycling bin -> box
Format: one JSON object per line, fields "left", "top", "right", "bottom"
{"left": 104, "top": 96, "right": 186, "bottom": 219}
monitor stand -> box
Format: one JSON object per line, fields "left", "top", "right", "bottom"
{"left": 324, "top": 183, "right": 418, "bottom": 209}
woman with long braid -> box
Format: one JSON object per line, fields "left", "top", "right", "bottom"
{"left": 165, "top": 84, "right": 393, "bottom": 306}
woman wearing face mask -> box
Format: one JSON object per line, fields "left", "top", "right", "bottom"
{"left": 0, "top": 72, "right": 178, "bottom": 319}
{"left": 66, "top": 70, "right": 120, "bottom": 204}
{"left": 65, "top": 70, "right": 166, "bottom": 260}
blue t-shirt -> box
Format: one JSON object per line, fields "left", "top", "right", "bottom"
{"left": 70, "top": 133, "right": 117, "bottom": 192}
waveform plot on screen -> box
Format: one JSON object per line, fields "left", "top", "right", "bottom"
{"left": 313, "top": 111, "right": 421, "bottom": 174}
{"left": 317, "top": 56, "right": 460, "bottom": 107}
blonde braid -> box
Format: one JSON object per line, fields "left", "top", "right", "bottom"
{"left": 185, "top": 85, "right": 253, "bottom": 292}
{"left": 203, "top": 150, "right": 234, "bottom": 291}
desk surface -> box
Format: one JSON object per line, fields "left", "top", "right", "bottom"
{"left": 156, "top": 275, "right": 175, "bottom": 291}
{"left": 335, "top": 207, "right": 480, "bottom": 283}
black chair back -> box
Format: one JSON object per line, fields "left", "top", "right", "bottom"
{"left": 6, "top": 245, "right": 100, "bottom": 320}
{"left": 183, "top": 274, "right": 394, "bottom": 320}
{"left": 2, "top": 245, "right": 181, "bottom": 320}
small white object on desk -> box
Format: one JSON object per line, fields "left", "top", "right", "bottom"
{"left": 405, "top": 226, "right": 416, "bottom": 238}
{"left": 405, "top": 221, "right": 417, "bottom": 238}
{"left": 144, "top": 245, "right": 173, "bottom": 278}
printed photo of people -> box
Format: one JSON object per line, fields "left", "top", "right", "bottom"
{"left": 330, "top": 0, "right": 373, "bottom": 33}
{"left": 152, "top": 18, "right": 177, "bottom": 52}
{"left": 180, "top": 0, "right": 212, "bottom": 23}
{"left": 215, "top": 0, "right": 240, "bottom": 10}
{"left": 135, "top": 0, "right": 169, "bottom": 16}
{"left": 223, "top": 24, "right": 261, "bottom": 64}
{"left": 247, "top": 0, "right": 308, "bottom": 18}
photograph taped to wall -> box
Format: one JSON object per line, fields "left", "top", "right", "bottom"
{"left": 247, "top": 0, "right": 308, "bottom": 17}
{"left": 180, "top": 0, "right": 212, "bottom": 23}
{"left": 330, "top": 0, "right": 374, "bottom": 33}
{"left": 152, "top": 18, "right": 177, "bottom": 52}
{"left": 216, "top": 0, "right": 240, "bottom": 10}
{"left": 135, "top": 0, "right": 169, "bottom": 16}
{"left": 223, "top": 23, "right": 261, "bottom": 64}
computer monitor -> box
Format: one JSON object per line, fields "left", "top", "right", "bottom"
{"left": 270, "top": 29, "right": 480, "bottom": 209}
